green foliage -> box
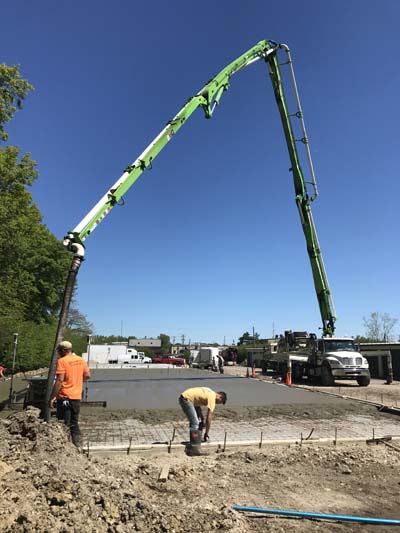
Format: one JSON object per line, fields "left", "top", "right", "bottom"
{"left": 93, "top": 335, "right": 128, "bottom": 344}
{"left": 0, "top": 144, "right": 71, "bottom": 323}
{"left": 354, "top": 335, "right": 373, "bottom": 343}
{"left": 0, "top": 63, "right": 91, "bottom": 372}
{"left": 238, "top": 331, "right": 260, "bottom": 346}
{"left": 67, "top": 307, "right": 93, "bottom": 335}
{"left": 0, "top": 316, "right": 57, "bottom": 371}
{"left": 158, "top": 333, "right": 170, "bottom": 352}
{"left": 181, "top": 349, "right": 190, "bottom": 361}
{"left": 0, "top": 64, "right": 33, "bottom": 141}
{"left": 236, "top": 345, "right": 248, "bottom": 364}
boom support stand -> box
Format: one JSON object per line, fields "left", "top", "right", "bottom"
{"left": 43, "top": 250, "right": 84, "bottom": 421}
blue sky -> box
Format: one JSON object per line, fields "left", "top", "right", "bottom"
{"left": 2, "top": 0, "right": 399, "bottom": 343}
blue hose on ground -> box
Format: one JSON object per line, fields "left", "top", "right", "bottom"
{"left": 232, "top": 505, "right": 400, "bottom": 525}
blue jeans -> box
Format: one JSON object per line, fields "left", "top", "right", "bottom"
{"left": 179, "top": 395, "right": 202, "bottom": 432}
{"left": 56, "top": 398, "right": 81, "bottom": 445}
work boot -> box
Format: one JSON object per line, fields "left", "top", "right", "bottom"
{"left": 185, "top": 429, "right": 207, "bottom": 456}
{"left": 71, "top": 433, "right": 83, "bottom": 448}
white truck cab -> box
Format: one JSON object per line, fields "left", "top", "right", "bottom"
{"left": 263, "top": 331, "right": 370, "bottom": 386}
{"left": 109, "top": 349, "right": 152, "bottom": 365}
{"left": 308, "top": 337, "right": 370, "bottom": 386}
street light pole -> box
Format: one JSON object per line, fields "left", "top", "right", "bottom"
{"left": 86, "top": 334, "right": 92, "bottom": 367}
{"left": 8, "top": 333, "right": 18, "bottom": 405}
{"left": 85, "top": 334, "right": 92, "bottom": 401}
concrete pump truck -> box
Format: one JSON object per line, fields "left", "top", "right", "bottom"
{"left": 44, "top": 39, "right": 369, "bottom": 419}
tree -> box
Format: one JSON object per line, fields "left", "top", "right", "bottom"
{"left": 158, "top": 333, "right": 171, "bottom": 353}
{"left": 0, "top": 65, "right": 71, "bottom": 324}
{"left": 363, "top": 312, "right": 398, "bottom": 342}
{"left": 0, "top": 64, "right": 88, "bottom": 370}
{"left": 236, "top": 345, "right": 248, "bottom": 364}
{"left": 238, "top": 331, "right": 260, "bottom": 345}
{"left": 67, "top": 307, "right": 93, "bottom": 335}
{"left": 0, "top": 145, "right": 71, "bottom": 323}
{"left": 0, "top": 64, "right": 33, "bottom": 141}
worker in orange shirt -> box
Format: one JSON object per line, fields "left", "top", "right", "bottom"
{"left": 49, "top": 341, "right": 90, "bottom": 447}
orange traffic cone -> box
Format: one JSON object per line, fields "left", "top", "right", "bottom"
{"left": 251, "top": 365, "right": 256, "bottom": 378}
{"left": 285, "top": 372, "right": 292, "bottom": 386}
{"left": 246, "top": 367, "right": 250, "bottom": 378}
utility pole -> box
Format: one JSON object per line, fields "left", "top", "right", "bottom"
{"left": 8, "top": 333, "right": 18, "bottom": 405}
{"left": 86, "top": 335, "right": 92, "bottom": 367}
{"left": 85, "top": 334, "right": 92, "bottom": 401}
{"left": 120, "top": 320, "right": 123, "bottom": 339}
{"left": 181, "top": 334, "right": 185, "bottom": 347}
{"left": 253, "top": 326, "right": 255, "bottom": 347}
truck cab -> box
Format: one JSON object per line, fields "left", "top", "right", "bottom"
{"left": 305, "top": 336, "right": 370, "bottom": 386}
{"left": 109, "top": 349, "right": 152, "bottom": 365}
{"left": 264, "top": 330, "right": 370, "bottom": 386}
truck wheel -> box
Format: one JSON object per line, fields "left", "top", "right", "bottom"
{"left": 292, "top": 364, "right": 303, "bottom": 383}
{"left": 320, "top": 363, "right": 334, "bottom": 386}
{"left": 357, "top": 376, "right": 370, "bottom": 387}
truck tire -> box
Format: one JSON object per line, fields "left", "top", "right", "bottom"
{"left": 261, "top": 361, "right": 268, "bottom": 375}
{"left": 278, "top": 363, "right": 288, "bottom": 377}
{"left": 357, "top": 376, "right": 370, "bottom": 387}
{"left": 320, "top": 363, "right": 334, "bottom": 386}
{"left": 292, "top": 364, "right": 303, "bottom": 383}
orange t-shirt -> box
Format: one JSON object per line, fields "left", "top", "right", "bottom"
{"left": 56, "top": 354, "right": 90, "bottom": 400}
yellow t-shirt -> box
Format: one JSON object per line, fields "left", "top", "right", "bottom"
{"left": 182, "top": 387, "right": 216, "bottom": 412}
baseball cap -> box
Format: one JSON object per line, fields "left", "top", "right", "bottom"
{"left": 57, "top": 341, "right": 72, "bottom": 351}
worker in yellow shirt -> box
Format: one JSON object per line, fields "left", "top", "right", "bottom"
{"left": 179, "top": 386, "right": 227, "bottom": 456}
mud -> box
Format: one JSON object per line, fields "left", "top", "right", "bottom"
{"left": 1, "top": 408, "right": 400, "bottom": 532}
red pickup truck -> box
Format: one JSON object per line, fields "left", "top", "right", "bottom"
{"left": 152, "top": 355, "right": 185, "bottom": 366}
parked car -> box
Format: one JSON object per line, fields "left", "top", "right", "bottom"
{"left": 152, "top": 355, "right": 185, "bottom": 366}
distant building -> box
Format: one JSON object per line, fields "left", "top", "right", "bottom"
{"left": 128, "top": 338, "right": 161, "bottom": 350}
{"left": 360, "top": 342, "right": 400, "bottom": 380}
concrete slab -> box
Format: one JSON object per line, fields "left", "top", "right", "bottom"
{"left": 85, "top": 368, "right": 349, "bottom": 409}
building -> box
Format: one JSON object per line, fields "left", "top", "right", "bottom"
{"left": 128, "top": 338, "right": 161, "bottom": 351}
{"left": 360, "top": 342, "right": 400, "bottom": 380}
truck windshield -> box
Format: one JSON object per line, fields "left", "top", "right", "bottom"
{"left": 324, "top": 340, "right": 356, "bottom": 352}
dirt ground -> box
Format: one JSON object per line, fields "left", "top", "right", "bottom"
{"left": 1, "top": 408, "right": 400, "bottom": 532}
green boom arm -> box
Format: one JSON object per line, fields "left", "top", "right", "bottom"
{"left": 45, "top": 39, "right": 337, "bottom": 421}
{"left": 63, "top": 40, "right": 276, "bottom": 248}
{"left": 266, "top": 46, "right": 336, "bottom": 336}
{"left": 63, "top": 39, "right": 336, "bottom": 336}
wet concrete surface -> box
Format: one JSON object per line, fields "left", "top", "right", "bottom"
{"left": 85, "top": 368, "right": 349, "bottom": 409}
